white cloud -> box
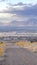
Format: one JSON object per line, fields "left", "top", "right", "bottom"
{"left": 0, "top": 2, "right": 37, "bottom": 27}
{"left": 13, "top": 5, "right": 24, "bottom": 10}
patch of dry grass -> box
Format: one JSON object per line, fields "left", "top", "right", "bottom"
{"left": 16, "top": 41, "right": 31, "bottom": 47}
{"left": 16, "top": 41, "right": 37, "bottom": 52}
{"left": 0, "top": 48, "right": 4, "bottom": 57}
{"left": 0, "top": 42, "right": 6, "bottom": 57}
{"left": 0, "top": 42, "right": 6, "bottom": 47}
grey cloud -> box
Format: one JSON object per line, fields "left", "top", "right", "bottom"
{"left": 0, "top": 2, "right": 37, "bottom": 27}
{"left": 12, "top": 4, "right": 37, "bottom": 16}
{"left": 8, "top": 2, "right": 32, "bottom": 6}
{"left": 0, "top": 0, "right": 5, "bottom": 2}
{"left": 13, "top": 2, "right": 25, "bottom": 6}
{"left": 25, "top": 18, "right": 37, "bottom": 26}
{"left": 9, "top": 17, "right": 37, "bottom": 27}
{"left": 3, "top": 3, "right": 37, "bottom": 16}
{"left": 7, "top": 2, "right": 26, "bottom": 6}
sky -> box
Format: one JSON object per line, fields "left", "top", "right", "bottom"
{"left": 0, "top": 0, "right": 37, "bottom": 4}
{"left": 0, "top": 0, "right": 37, "bottom": 27}
{"left": 9, "top": 0, "right": 37, "bottom": 4}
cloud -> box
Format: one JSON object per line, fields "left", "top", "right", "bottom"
{"left": 9, "top": 17, "right": 37, "bottom": 27}
{"left": 8, "top": 2, "right": 26, "bottom": 6}
{"left": 2, "top": 3, "right": 37, "bottom": 16}
{"left": 0, "top": 2, "right": 37, "bottom": 27}
{"left": 0, "top": 0, "right": 5, "bottom": 2}
{"left": 12, "top": 4, "right": 37, "bottom": 16}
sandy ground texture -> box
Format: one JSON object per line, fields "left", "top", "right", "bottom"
{"left": 4, "top": 48, "right": 37, "bottom": 65}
